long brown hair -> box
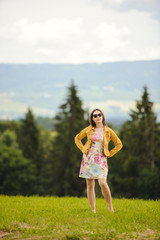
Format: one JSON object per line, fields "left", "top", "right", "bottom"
{"left": 89, "top": 108, "right": 106, "bottom": 127}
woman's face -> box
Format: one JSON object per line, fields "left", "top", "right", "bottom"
{"left": 92, "top": 110, "right": 103, "bottom": 125}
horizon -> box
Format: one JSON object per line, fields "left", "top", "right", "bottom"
{"left": 0, "top": 59, "right": 160, "bottom": 65}
{"left": 0, "top": 61, "right": 159, "bottom": 121}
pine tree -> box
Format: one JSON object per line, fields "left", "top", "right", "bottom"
{"left": 18, "top": 108, "right": 41, "bottom": 192}
{"left": 19, "top": 108, "right": 40, "bottom": 161}
{"left": 49, "top": 81, "right": 87, "bottom": 196}
{"left": 114, "top": 86, "right": 160, "bottom": 198}
{"left": 130, "top": 86, "right": 156, "bottom": 169}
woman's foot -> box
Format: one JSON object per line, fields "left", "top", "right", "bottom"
{"left": 108, "top": 206, "right": 114, "bottom": 212}
{"left": 92, "top": 208, "right": 96, "bottom": 213}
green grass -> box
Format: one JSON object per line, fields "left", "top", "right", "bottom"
{"left": 0, "top": 196, "right": 160, "bottom": 239}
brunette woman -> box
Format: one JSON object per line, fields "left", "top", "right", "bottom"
{"left": 75, "top": 108, "right": 123, "bottom": 213}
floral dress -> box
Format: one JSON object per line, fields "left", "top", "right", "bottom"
{"left": 79, "top": 130, "right": 108, "bottom": 179}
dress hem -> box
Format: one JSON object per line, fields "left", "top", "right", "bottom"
{"left": 79, "top": 175, "right": 107, "bottom": 179}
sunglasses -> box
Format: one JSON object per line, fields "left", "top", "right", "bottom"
{"left": 93, "top": 113, "right": 102, "bottom": 118}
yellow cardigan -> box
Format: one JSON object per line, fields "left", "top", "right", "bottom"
{"left": 75, "top": 125, "right": 123, "bottom": 158}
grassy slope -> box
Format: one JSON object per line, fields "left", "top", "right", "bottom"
{"left": 0, "top": 196, "right": 160, "bottom": 239}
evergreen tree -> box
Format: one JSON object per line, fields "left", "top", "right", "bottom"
{"left": 113, "top": 86, "right": 160, "bottom": 199}
{"left": 19, "top": 108, "right": 40, "bottom": 161}
{"left": 49, "top": 81, "right": 87, "bottom": 196}
{"left": 18, "top": 108, "right": 41, "bottom": 193}
{"left": 36, "top": 124, "right": 55, "bottom": 195}
{"left": 130, "top": 86, "right": 156, "bottom": 169}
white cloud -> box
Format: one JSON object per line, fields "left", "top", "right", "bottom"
{"left": 93, "top": 23, "right": 131, "bottom": 52}
{"left": 0, "top": 0, "right": 160, "bottom": 63}
{"left": 95, "top": 23, "right": 131, "bottom": 39}
{"left": 0, "top": 17, "right": 84, "bottom": 46}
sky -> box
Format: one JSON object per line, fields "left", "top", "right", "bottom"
{"left": 0, "top": 0, "right": 160, "bottom": 64}
{"left": 0, "top": 0, "right": 160, "bottom": 121}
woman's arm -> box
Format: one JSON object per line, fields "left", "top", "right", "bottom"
{"left": 75, "top": 127, "right": 88, "bottom": 152}
{"left": 108, "top": 128, "right": 123, "bottom": 158}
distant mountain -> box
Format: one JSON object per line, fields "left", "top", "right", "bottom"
{"left": 0, "top": 60, "right": 160, "bottom": 122}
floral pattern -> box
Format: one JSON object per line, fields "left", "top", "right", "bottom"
{"left": 79, "top": 131, "right": 108, "bottom": 179}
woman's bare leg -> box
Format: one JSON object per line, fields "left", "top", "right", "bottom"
{"left": 86, "top": 179, "right": 96, "bottom": 212}
{"left": 98, "top": 178, "right": 114, "bottom": 212}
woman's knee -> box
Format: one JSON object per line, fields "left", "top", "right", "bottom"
{"left": 98, "top": 179, "right": 107, "bottom": 189}
{"left": 86, "top": 179, "right": 95, "bottom": 190}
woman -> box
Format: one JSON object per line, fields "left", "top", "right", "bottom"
{"left": 75, "top": 108, "right": 123, "bottom": 213}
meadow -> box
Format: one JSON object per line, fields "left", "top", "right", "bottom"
{"left": 0, "top": 196, "right": 160, "bottom": 239}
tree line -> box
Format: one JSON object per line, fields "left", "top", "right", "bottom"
{"left": 0, "top": 82, "right": 160, "bottom": 199}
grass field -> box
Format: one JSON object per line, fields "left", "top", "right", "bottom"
{"left": 0, "top": 196, "right": 160, "bottom": 239}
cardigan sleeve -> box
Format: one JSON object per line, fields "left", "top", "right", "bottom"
{"left": 75, "top": 127, "right": 88, "bottom": 152}
{"left": 108, "top": 128, "right": 123, "bottom": 158}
